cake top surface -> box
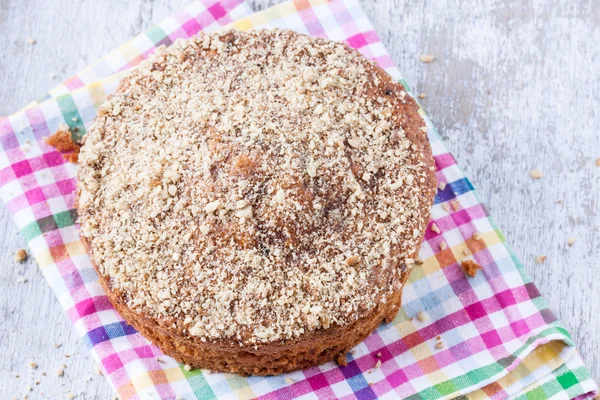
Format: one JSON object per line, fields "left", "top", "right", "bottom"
{"left": 77, "top": 29, "right": 435, "bottom": 345}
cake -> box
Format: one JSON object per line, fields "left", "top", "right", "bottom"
{"left": 77, "top": 29, "right": 436, "bottom": 376}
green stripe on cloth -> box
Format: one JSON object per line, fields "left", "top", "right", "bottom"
{"left": 180, "top": 367, "right": 217, "bottom": 399}
{"left": 517, "top": 365, "right": 595, "bottom": 400}
{"left": 146, "top": 25, "right": 169, "bottom": 45}
{"left": 21, "top": 220, "right": 42, "bottom": 241}
{"left": 56, "top": 94, "right": 86, "bottom": 139}
{"left": 414, "top": 328, "right": 576, "bottom": 399}
{"left": 54, "top": 209, "right": 76, "bottom": 229}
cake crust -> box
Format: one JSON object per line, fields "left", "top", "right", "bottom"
{"left": 77, "top": 29, "right": 436, "bottom": 375}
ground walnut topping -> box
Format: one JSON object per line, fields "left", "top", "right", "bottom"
{"left": 77, "top": 29, "right": 435, "bottom": 345}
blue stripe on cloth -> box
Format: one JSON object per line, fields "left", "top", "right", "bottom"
{"left": 83, "top": 321, "right": 137, "bottom": 348}
{"left": 434, "top": 177, "right": 474, "bottom": 204}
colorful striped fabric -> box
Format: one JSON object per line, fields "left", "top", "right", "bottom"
{"left": 0, "top": 0, "right": 597, "bottom": 399}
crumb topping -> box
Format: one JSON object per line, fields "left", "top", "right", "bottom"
{"left": 78, "top": 29, "right": 435, "bottom": 345}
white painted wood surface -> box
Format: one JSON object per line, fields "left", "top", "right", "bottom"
{"left": 0, "top": 0, "right": 598, "bottom": 398}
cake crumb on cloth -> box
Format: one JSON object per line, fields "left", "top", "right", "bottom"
{"left": 44, "top": 124, "right": 81, "bottom": 163}
{"left": 461, "top": 260, "right": 482, "bottom": 277}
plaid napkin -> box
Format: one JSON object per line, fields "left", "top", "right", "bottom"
{"left": 1, "top": 0, "right": 597, "bottom": 399}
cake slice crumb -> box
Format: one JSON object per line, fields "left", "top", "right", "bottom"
{"left": 335, "top": 352, "right": 348, "bottom": 366}
{"left": 461, "top": 260, "right": 482, "bottom": 277}
{"left": 45, "top": 124, "right": 81, "bottom": 163}
{"left": 14, "top": 249, "right": 28, "bottom": 263}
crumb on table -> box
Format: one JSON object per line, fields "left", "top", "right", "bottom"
{"left": 530, "top": 169, "right": 544, "bottom": 179}
{"left": 14, "top": 248, "right": 28, "bottom": 263}
{"left": 419, "top": 54, "right": 435, "bottom": 63}
{"left": 461, "top": 260, "right": 482, "bottom": 277}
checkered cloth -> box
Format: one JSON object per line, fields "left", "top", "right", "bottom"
{"left": 1, "top": 0, "right": 597, "bottom": 399}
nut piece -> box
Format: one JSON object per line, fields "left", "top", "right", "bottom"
{"left": 419, "top": 54, "right": 435, "bottom": 63}
{"left": 235, "top": 205, "right": 253, "bottom": 219}
{"left": 430, "top": 223, "right": 440, "bottom": 234}
{"left": 534, "top": 255, "right": 547, "bottom": 264}
{"left": 347, "top": 138, "right": 362, "bottom": 148}
{"left": 345, "top": 255, "right": 361, "bottom": 265}
{"left": 461, "top": 260, "right": 482, "bottom": 277}
{"left": 530, "top": 169, "right": 544, "bottom": 179}
{"left": 450, "top": 199, "right": 461, "bottom": 211}
{"left": 14, "top": 249, "right": 28, "bottom": 263}
{"left": 439, "top": 242, "right": 447, "bottom": 250}
{"left": 567, "top": 237, "right": 576, "bottom": 246}
{"left": 183, "top": 364, "right": 192, "bottom": 372}
{"left": 204, "top": 200, "right": 221, "bottom": 213}
{"left": 416, "top": 311, "right": 428, "bottom": 322}
{"left": 472, "top": 231, "right": 482, "bottom": 240}
{"left": 435, "top": 341, "right": 445, "bottom": 350}
{"left": 438, "top": 182, "right": 446, "bottom": 191}
{"left": 595, "top": 158, "right": 600, "bottom": 167}
{"left": 25, "top": 36, "right": 36, "bottom": 45}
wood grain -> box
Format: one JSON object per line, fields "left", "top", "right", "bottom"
{"left": 0, "top": 0, "right": 598, "bottom": 398}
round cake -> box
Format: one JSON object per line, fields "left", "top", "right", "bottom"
{"left": 77, "top": 29, "right": 436, "bottom": 376}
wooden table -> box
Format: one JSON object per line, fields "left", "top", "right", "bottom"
{"left": 1, "top": 0, "right": 598, "bottom": 398}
